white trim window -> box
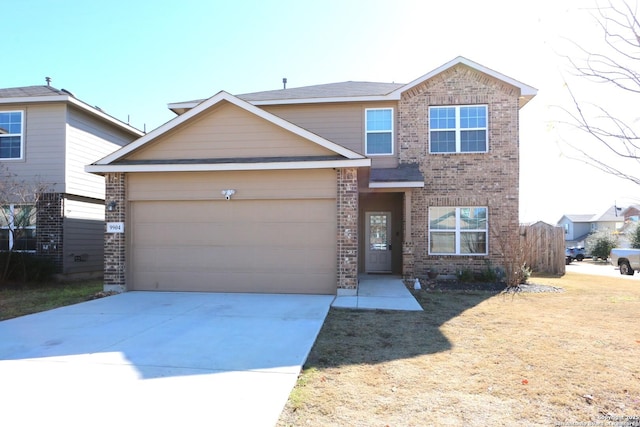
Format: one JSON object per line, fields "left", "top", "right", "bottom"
{"left": 429, "top": 105, "right": 488, "bottom": 153}
{"left": 429, "top": 206, "right": 488, "bottom": 255}
{"left": 365, "top": 108, "right": 393, "bottom": 155}
{"left": 0, "top": 204, "right": 37, "bottom": 252}
{"left": 0, "top": 111, "right": 24, "bottom": 159}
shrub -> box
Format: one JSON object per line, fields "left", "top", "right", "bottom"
{"left": 630, "top": 223, "right": 640, "bottom": 249}
{"left": 0, "top": 252, "right": 56, "bottom": 285}
{"left": 585, "top": 231, "right": 617, "bottom": 260}
{"left": 456, "top": 268, "right": 474, "bottom": 282}
{"left": 475, "top": 261, "right": 499, "bottom": 283}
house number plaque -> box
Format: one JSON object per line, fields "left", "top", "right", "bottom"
{"left": 106, "top": 222, "right": 125, "bottom": 233}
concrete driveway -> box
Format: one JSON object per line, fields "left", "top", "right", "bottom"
{"left": 0, "top": 291, "right": 333, "bottom": 427}
{"left": 566, "top": 259, "right": 639, "bottom": 280}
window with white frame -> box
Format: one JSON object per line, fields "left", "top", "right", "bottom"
{"left": 365, "top": 108, "right": 393, "bottom": 155}
{"left": 0, "top": 111, "right": 24, "bottom": 159}
{"left": 429, "top": 105, "right": 487, "bottom": 153}
{"left": 429, "top": 207, "right": 488, "bottom": 255}
{"left": 0, "top": 205, "right": 37, "bottom": 251}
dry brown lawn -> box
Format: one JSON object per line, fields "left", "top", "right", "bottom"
{"left": 277, "top": 272, "right": 640, "bottom": 427}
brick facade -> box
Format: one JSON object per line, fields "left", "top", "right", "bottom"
{"left": 104, "top": 172, "right": 126, "bottom": 292}
{"left": 336, "top": 167, "right": 358, "bottom": 294}
{"left": 398, "top": 64, "right": 521, "bottom": 278}
{"left": 36, "top": 192, "right": 64, "bottom": 272}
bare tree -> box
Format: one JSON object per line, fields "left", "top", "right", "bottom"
{"left": 561, "top": 0, "right": 640, "bottom": 186}
{"left": 0, "top": 164, "right": 52, "bottom": 282}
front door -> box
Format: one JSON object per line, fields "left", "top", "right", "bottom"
{"left": 365, "top": 212, "right": 392, "bottom": 272}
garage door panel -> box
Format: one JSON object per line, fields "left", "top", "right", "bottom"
{"left": 133, "top": 245, "right": 335, "bottom": 272}
{"left": 131, "top": 270, "right": 335, "bottom": 294}
{"left": 130, "top": 199, "right": 337, "bottom": 294}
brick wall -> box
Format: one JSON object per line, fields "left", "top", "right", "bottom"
{"left": 104, "top": 172, "right": 126, "bottom": 292}
{"left": 36, "top": 192, "right": 64, "bottom": 272}
{"left": 398, "top": 64, "right": 521, "bottom": 278}
{"left": 337, "top": 167, "right": 358, "bottom": 293}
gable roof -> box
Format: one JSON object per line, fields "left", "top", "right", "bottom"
{"left": 560, "top": 214, "right": 596, "bottom": 223}
{"left": 87, "top": 91, "right": 370, "bottom": 174}
{"left": 168, "top": 56, "right": 537, "bottom": 114}
{"left": 592, "top": 205, "right": 624, "bottom": 222}
{"left": 0, "top": 85, "right": 143, "bottom": 137}
{"left": 559, "top": 206, "right": 627, "bottom": 224}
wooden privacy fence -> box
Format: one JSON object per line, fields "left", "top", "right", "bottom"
{"left": 519, "top": 222, "right": 566, "bottom": 275}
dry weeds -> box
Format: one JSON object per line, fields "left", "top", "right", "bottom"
{"left": 277, "top": 272, "right": 640, "bottom": 427}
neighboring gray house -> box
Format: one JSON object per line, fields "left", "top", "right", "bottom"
{"left": 0, "top": 85, "right": 143, "bottom": 278}
{"left": 558, "top": 205, "right": 625, "bottom": 247}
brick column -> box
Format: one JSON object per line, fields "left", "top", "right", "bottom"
{"left": 104, "top": 173, "right": 126, "bottom": 292}
{"left": 36, "top": 192, "right": 64, "bottom": 273}
{"left": 336, "top": 168, "right": 358, "bottom": 295}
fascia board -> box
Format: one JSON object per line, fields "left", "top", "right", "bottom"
{"left": 167, "top": 95, "right": 398, "bottom": 111}
{"left": 66, "top": 97, "right": 144, "bottom": 136}
{"left": 85, "top": 158, "right": 371, "bottom": 174}
{"left": 369, "top": 181, "right": 425, "bottom": 188}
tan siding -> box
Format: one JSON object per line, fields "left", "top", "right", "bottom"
{"left": 126, "top": 102, "right": 335, "bottom": 161}
{"left": 62, "top": 198, "right": 105, "bottom": 274}
{"left": 263, "top": 101, "right": 399, "bottom": 168}
{"left": 127, "top": 169, "right": 337, "bottom": 201}
{"left": 0, "top": 103, "right": 66, "bottom": 192}
{"left": 66, "top": 107, "right": 136, "bottom": 198}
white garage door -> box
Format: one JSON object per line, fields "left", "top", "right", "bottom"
{"left": 129, "top": 199, "right": 337, "bottom": 294}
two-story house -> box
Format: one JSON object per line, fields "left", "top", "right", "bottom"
{"left": 87, "top": 56, "right": 536, "bottom": 294}
{"left": 0, "top": 85, "right": 143, "bottom": 278}
{"left": 558, "top": 205, "right": 625, "bottom": 247}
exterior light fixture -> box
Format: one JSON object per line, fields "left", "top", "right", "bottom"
{"left": 221, "top": 189, "right": 236, "bottom": 200}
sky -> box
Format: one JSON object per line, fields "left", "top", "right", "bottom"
{"left": 3, "top": 0, "right": 639, "bottom": 224}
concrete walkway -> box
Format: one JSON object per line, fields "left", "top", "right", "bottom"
{"left": 332, "top": 275, "right": 423, "bottom": 311}
{"left": 0, "top": 292, "right": 333, "bottom": 427}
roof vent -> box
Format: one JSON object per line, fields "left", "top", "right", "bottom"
{"left": 60, "top": 88, "right": 75, "bottom": 97}
{"left": 45, "top": 77, "right": 51, "bottom": 86}
{"left": 282, "top": 78, "right": 287, "bottom": 89}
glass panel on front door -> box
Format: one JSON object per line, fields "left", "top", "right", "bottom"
{"left": 369, "top": 214, "right": 388, "bottom": 251}
{"left": 365, "top": 212, "right": 392, "bottom": 273}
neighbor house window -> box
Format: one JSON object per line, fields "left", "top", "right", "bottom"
{"left": 429, "top": 207, "right": 487, "bottom": 255}
{"left": 0, "top": 205, "right": 37, "bottom": 251}
{"left": 0, "top": 111, "right": 24, "bottom": 159}
{"left": 365, "top": 108, "right": 393, "bottom": 155}
{"left": 429, "top": 105, "right": 487, "bottom": 153}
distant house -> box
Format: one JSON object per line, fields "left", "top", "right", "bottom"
{"left": 0, "top": 85, "right": 143, "bottom": 277}
{"left": 88, "top": 56, "right": 537, "bottom": 294}
{"left": 558, "top": 205, "right": 625, "bottom": 247}
{"left": 622, "top": 205, "right": 640, "bottom": 223}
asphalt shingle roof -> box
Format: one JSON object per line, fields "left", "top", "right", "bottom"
{"left": 369, "top": 163, "right": 424, "bottom": 183}
{"left": 238, "top": 81, "right": 405, "bottom": 102}
{"left": 0, "top": 85, "right": 70, "bottom": 98}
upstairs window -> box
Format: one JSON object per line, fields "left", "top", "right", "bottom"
{"left": 429, "top": 206, "right": 488, "bottom": 255}
{"left": 365, "top": 108, "right": 393, "bottom": 155}
{"left": 0, "top": 111, "right": 24, "bottom": 159}
{"left": 429, "top": 105, "right": 487, "bottom": 153}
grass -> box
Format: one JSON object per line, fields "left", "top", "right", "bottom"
{"left": 0, "top": 280, "right": 103, "bottom": 321}
{"left": 277, "top": 272, "right": 640, "bottom": 427}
